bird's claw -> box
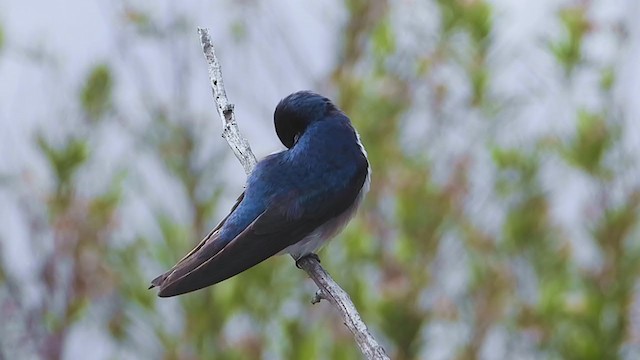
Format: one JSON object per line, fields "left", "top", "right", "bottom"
{"left": 295, "top": 253, "right": 321, "bottom": 269}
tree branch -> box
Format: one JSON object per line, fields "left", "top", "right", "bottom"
{"left": 197, "top": 27, "right": 389, "bottom": 360}
{"left": 198, "top": 28, "right": 257, "bottom": 175}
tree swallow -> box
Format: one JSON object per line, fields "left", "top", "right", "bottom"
{"left": 150, "top": 91, "right": 370, "bottom": 297}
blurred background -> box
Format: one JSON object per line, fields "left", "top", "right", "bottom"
{"left": 1, "top": 0, "right": 639, "bottom": 359}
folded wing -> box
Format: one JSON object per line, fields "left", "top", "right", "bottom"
{"left": 151, "top": 151, "right": 368, "bottom": 297}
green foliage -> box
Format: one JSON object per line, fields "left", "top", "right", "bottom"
{"left": 36, "top": 135, "right": 89, "bottom": 212}
{"left": 80, "top": 63, "right": 113, "bottom": 120}
{"left": 492, "top": 146, "right": 538, "bottom": 181}
{"left": 435, "top": 0, "right": 493, "bottom": 105}
{"left": 284, "top": 320, "right": 319, "bottom": 359}
{"left": 379, "top": 298, "right": 424, "bottom": 359}
{"left": 551, "top": 6, "right": 590, "bottom": 75}
{"left": 561, "top": 110, "right": 615, "bottom": 176}
{"left": 1, "top": 113, "right": 123, "bottom": 358}
{"left": 396, "top": 166, "right": 451, "bottom": 251}
{"left": 372, "top": 18, "right": 396, "bottom": 59}
{"left": 37, "top": 136, "right": 88, "bottom": 187}
{"left": 0, "top": 23, "right": 4, "bottom": 52}
{"left": 600, "top": 67, "right": 616, "bottom": 91}
{"left": 437, "top": 0, "right": 492, "bottom": 44}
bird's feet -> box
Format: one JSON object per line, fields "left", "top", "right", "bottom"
{"left": 295, "top": 253, "right": 321, "bottom": 269}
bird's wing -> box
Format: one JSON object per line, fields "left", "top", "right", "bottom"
{"left": 153, "top": 174, "right": 365, "bottom": 297}
{"left": 152, "top": 150, "right": 368, "bottom": 297}
{"left": 152, "top": 194, "right": 324, "bottom": 297}
{"left": 149, "top": 192, "right": 244, "bottom": 289}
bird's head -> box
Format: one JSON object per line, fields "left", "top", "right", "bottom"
{"left": 274, "top": 91, "right": 339, "bottom": 148}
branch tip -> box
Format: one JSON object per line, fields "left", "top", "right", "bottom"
{"left": 312, "top": 289, "right": 328, "bottom": 304}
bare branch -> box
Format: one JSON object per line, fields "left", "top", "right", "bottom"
{"left": 198, "top": 28, "right": 257, "bottom": 175}
{"left": 296, "top": 257, "right": 390, "bottom": 359}
{"left": 197, "top": 27, "right": 389, "bottom": 360}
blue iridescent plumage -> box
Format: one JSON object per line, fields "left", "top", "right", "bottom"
{"left": 150, "top": 91, "right": 369, "bottom": 297}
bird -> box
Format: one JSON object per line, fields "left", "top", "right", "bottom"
{"left": 149, "top": 90, "right": 370, "bottom": 297}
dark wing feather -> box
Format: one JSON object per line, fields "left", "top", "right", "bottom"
{"left": 156, "top": 200, "right": 323, "bottom": 297}
{"left": 153, "top": 151, "right": 368, "bottom": 297}
{"left": 149, "top": 192, "right": 245, "bottom": 289}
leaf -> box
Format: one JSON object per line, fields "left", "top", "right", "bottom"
{"left": 80, "top": 63, "right": 114, "bottom": 120}
{"left": 36, "top": 135, "right": 89, "bottom": 189}
{"left": 550, "top": 6, "right": 590, "bottom": 75}
{"left": 372, "top": 19, "right": 396, "bottom": 57}
{"left": 0, "top": 23, "right": 4, "bottom": 52}
{"left": 561, "top": 110, "right": 613, "bottom": 176}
